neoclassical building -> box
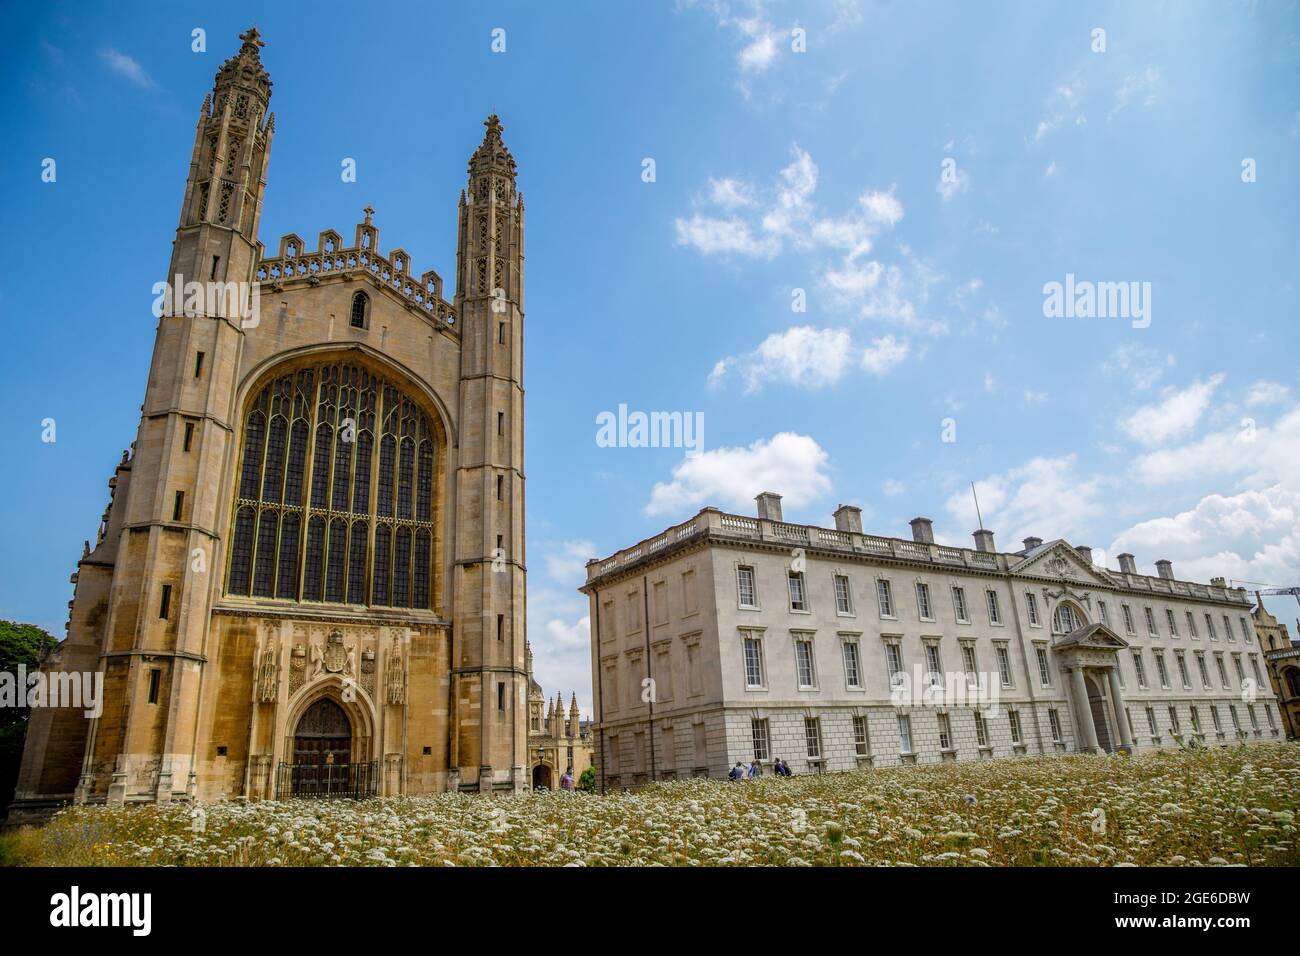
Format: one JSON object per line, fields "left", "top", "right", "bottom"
{"left": 1254, "top": 593, "right": 1300, "bottom": 738}
{"left": 10, "top": 29, "right": 529, "bottom": 820}
{"left": 581, "top": 494, "right": 1284, "bottom": 789}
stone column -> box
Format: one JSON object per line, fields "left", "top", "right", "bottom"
{"left": 1107, "top": 666, "right": 1135, "bottom": 751}
{"left": 1069, "top": 666, "right": 1100, "bottom": 753}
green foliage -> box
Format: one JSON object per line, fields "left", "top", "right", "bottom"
{"left": 578, "top": 766, "right": 596, "bottom": 792}
{"left": 0, "top": 621, "right": 57, "bottom": 819}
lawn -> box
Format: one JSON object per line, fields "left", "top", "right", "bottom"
{"left": 5, "top": 743, "right": 1298, "bottom": 866}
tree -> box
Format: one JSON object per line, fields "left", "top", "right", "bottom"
{"left": 0, "top": 621, "right": 58, "bottom": 818}
{"left": 577, "top": 766, "right": 596, "bottom": 792}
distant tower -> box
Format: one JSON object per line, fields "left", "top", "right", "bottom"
{"left": 452, "top": 115, "right": 527, "bottom": 791}
{"left": 568, "top": 693, "right": 580, "bottom": 738}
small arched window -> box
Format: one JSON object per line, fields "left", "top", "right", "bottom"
{"left": 350, "top": 291, "right": 369, "bottom": 329}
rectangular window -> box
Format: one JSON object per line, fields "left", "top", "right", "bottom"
{"left": 1145, "top": 607, "right": 1158, "bottom": 637}
{"left": 496, "top": 614, "right": 504, "bottom": 642}
{"left": 877, "top": 580, "right": 894, "bottom": 617}
{"left": 1206, "top": 613, "right": 1218, "bottom": 641}
{"left": 1186, "top": 611, "right": 1198, "bottom": 639}
{"left": 842, "top": 641, "right": 862, "bottom": 689}
{"left": 1036, "top": 647, "right": 1051, "bottom": 687}
{"left": 1240, "top": 618, "right": 1252, "bottom": 644}
{"left": 915, "top": 582, "right": 933, "bottom": 619}
{"left": 986, "top": 590, "right": 1001, "bottom": 625}
{"left": 1098, "top": 601, "right": 1109, "bottom": 626}
{"left": 1265, "top": 705, "right": 1276, "bottom": 729}
{"left": 1248, "top": 703, "right": 1258, "bottom": 730}
{"left": 497, "top": 682, "right": 505, "bottom": 711}
{"left": 147, "top": 668, "right": 161, "bottom": 704}
{"left": 1211, "top": 706, "right": 1222, "bottom": 733}
{"left": 497, "top": 321, "right": 506, "bottom": 345}
{"left": 1168, "top": 705, "right": 1180, "bottom": 734}
{"left": 804, "top": 717, "right": 822, "bottom": 759}
{"left": 1224, "top": 614, "right": 1235, "bottom": 642}
{"left": 1008, "top": 710, "right": 1022, "bottom": 744}
{"left": 833, "top": 574, "right": 852, "bottom": 614}
{"left": 159, "top": 583, "right": 172, "bottom": 620}
{"left": 1196, "top": 653, "right": 1210, "bottom": 688}
{"left": 1133, "top": 651, "right": 1148, "bottom": 688}
{"left": 1190, "top": 707, "right": 1201, "bottom": 734}
{"left": 1048, "top": 708, "right": 1062, "bottom": 742}
{"left": 924, "top": 642, "right": 943, "bottom": 686}
{"left": 496, "top": 475, "right": 503, "bottom": 500}
{"left": 497, "top": 411, "right": 504, "bottom": 436}
{"left": 1145, "top": 706, "right": 1157, "bottom": 736}
{"left": 1232, "top": 655, "right": 1245, "bottom": 683}
{"left": 1216, "top": 654, "right": 1230, "bottom": 688}
{"left": 1026, "top": 591, "right": 1040, "bottom": 626}
{"left": 896, "top": 714, "right": 913, "bottom": 754}
{"left": 172, "top": 490, "right": 184, "bottom": 521}
{"left": 686, "top": 643, "right": 702, "bottom": 696}
{"left": 961, "top": 644, "right": 978, "bottom": 684}
{"left": 737, "top": 567, "right": 757, "bottom": 608}
{"left": 751, "top": 719, "right": 770, "bottom": 761}
{"left": 1162, "top": 609, "right": 1178, "bottom": 638}
{"left": 885, "top": 642, "right": 904, "bottom": 688}
{"left": 852, "top": 716, "right": 870, "bottom": 756}
{"left": 937, "top": 712, "right": 952, "bottom": 750}
{"left": 952, "top": 586, "right": 969, "bottom": 622}
{"left": 1250, "top": 656, "right": 1263, "bottom": 685}
{"left": 743, "top": 634, "right": 764, "bottom": 688}
{"left": 787, "top": 571, "right": 807, "bottom": 612}
{"left": 1122, "top": 604, "right": 1136, "bottom": 635}
{"left": 1229, "top": 705, "right": 1241, "bottom": 732}
{"left": 974, "top": 710, "right": 988, "bottom": 747}
{"left": 183, "top": 421, "right": 195, "bottom": 452}
{"left": 794, "top": 637, "right": 816, "bottom": 688}
{"left": 1175, "top": 652, "right": 1190, "bottom": 688}
{"left": 194, "top": 351, "right": 205, "bottom": 378}
{"left": 1155, "top": 652, "right": 1170, "bottom": 689}
{"left": 995, "top": 645, "right": 1013, "bottom": 687}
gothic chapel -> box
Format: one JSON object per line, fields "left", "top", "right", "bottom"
{"left": 10, "top": 29, "right": 530, "bottom": 819}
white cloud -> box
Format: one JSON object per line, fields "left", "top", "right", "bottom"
{"left": 543, "top": 540, "right": 596, "bottom": 585}
{"left": 674, "top": 214, "right": 780, "bottom": 258}
{"left": 709, "top": 325, "right": 854, "bottom": 392}
{"left": 983, "top": 371, "right": 997, "bottom": 393}
{"left": 100, "top": 48, "right": 152, "bottom": 88}
{"left": 1111, "top": 66, "right": 1161, "bottom": 119}
{"left": 1044, "top": 160, "right": 1058, "bottom": 178}
{"left": 1023, "top": 390, "right": 1048, "bottom": 405}
{"left": 1133, "top": 405, "right": 1300, "bottom": 486}
{"left": 936, "top": 164, "right": 969, "bottom": 201}
{"left": 708, "top": 176, "right": 757, "bottom": 208}
{"left": 1102, "top": 343, "right": 1176, "bottom": 391}
{"left": 944, "top": 454, "right": 1105, "bottom": 547}
{"left": 860, "top": 334, "right": 909, "bottom": 375}
{"left": 1034, "top": 78, "right": 1086, "bottom": 142}
{"left": 737, "top": 23, "right": 779, "bottom": 73}
{"left": 1120, "top": 374, "right": 1225, "bottom": 446}
{"left": 883, "top": 479, "right": 906, "bottom": 497}
{"left": 1246, "top": 380, "right": 1290, "bottom": 406}
{"left": 646, "top": 432, "right": 832, "bottom": 517}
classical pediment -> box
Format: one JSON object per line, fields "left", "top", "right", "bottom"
{"left": 1010, "top": 539, "right": 1116, "bottom": 588}
{"left": 1054, "top": 622, "right": 1129, "bottom": 651}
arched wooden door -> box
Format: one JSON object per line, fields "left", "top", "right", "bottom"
{"left": 294, "top": 698, "right": 352, "bottom": 768}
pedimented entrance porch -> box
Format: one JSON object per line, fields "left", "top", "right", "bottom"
{"left": 1054, "top": 623, "right": 1136, "bottom": 755}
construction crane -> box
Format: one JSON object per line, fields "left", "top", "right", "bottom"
{"left": 1230, "top": 581, "right": 1300, "bottom": 607}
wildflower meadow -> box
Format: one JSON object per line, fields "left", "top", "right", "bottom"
{"left": 7, "top": 743, "right": 1298, "bottom": 867}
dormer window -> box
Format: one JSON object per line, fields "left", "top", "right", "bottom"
{"left": 350, "top": 291, "right": 369, "bottom": 329}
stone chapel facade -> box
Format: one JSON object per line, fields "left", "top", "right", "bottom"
{"left": 9, "top": 29, "right": 529, "bottom": 820}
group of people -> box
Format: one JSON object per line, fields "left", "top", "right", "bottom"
{"left": 728, "top": 758, "right": 793, "bottom": 780}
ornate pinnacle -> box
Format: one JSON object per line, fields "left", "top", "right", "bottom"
{"left": 239, "top": 27, "right": 266, "bottom": 53}
{"left": 363, "top": 205, "right": 375, "bottom": 225}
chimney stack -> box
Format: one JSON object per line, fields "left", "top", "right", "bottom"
{"left": 1075, "top": 545, "right": 1093, "bottom": 565}
{"left": 1210, "top": 576, "right": 1226, "bottom": 588}
{"left": 1117, "top": 553, "right": 1137, "bottom": 575}
{"left": 972, "top": 529, "right": 996, "bottom": 553}
{"left": 1155, "top": 559, "right": 1173, "bottom": 580}
{"left": 909, "top": 516, "right": 935, "bottom": 544}
{"left": 1023, "top": 536, "right": 1043, "bottom": 552}
{"left": 755, "top": 491, "right": 783, "bottom": 522}
{"left": 833, "top": 504, "right": 863, "bottom": 534}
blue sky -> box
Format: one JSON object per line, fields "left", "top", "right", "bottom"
{"left": 2, "top": 1, "right": 1298, "bottom": 710}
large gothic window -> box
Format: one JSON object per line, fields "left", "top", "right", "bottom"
{"left": 226, "top": 361, "right": 437, "bottom": 609}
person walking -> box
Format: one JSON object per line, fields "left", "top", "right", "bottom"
{"left": 747, "top": 759, "right": 762, "bottom": 778}
{"left": 560, "top": 767, "right": 574, "bottom": 791}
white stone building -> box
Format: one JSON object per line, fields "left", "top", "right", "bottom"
{"left": 580, "top": 493, "right": 1283, "bottom": 789}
